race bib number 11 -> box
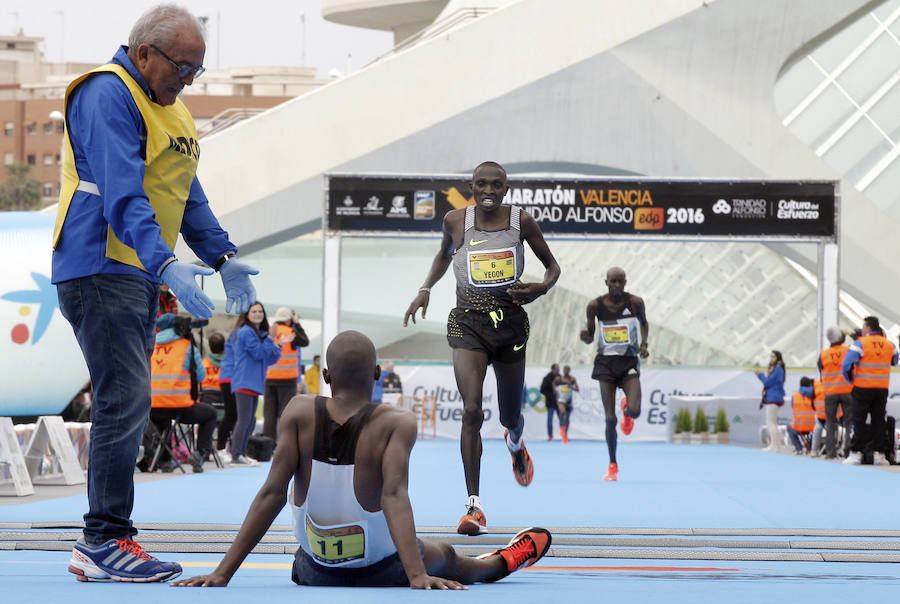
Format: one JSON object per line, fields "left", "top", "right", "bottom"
{"left": 305, "top": 515, "right": 366, "bottom": 565}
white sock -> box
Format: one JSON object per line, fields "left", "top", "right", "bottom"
{"left": 506, "top": 431, "right": 523, "bottom": 452}
{"left": 468, "top": 495, "right": 482, "bottom": 510}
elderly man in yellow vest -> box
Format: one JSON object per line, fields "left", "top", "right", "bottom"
{"left": 54, "top": 4, "right": 259, "bottom": 583}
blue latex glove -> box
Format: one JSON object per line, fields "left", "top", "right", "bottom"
{"left": 161, "top": 261, "right": 215, "bottom": 319}
{"left": 219, "top": 257, "right": 259, "bottom": 314}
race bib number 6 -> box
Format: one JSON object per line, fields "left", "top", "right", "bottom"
{"left": 468, "top": 247, "right": 517, "bottom": 288}
{"left": 305, "top": 515, "right": 366, "bottom": 565}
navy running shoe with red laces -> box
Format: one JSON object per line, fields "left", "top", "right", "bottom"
{"left": 68, "top": 538, "right": 182, "bottom": 582}
{"left": 477, "top": 527, "right": 552, "bottom": 582}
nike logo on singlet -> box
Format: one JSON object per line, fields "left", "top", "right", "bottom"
{"left": 469, "top": 239, "right": 489, "bottom": 246}
{"left": 513, "top": 343, "right": 525, "bottom": 351}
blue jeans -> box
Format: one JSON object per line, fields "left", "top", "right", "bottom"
{"left": 786, "top": 426, "right": 809, "bottom": 453}
{"left": 57, "top": 274, "right": 158, "bottom": 545}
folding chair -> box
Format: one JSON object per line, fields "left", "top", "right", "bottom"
{"left": 143, "top": 419, "right": 186, "bottom": 474}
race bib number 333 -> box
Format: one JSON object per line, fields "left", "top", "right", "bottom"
{"left": 305, "top": 515, "right": 366, "bottom": 565}
{"left": 468, "top": 248, "right": 517, "bottom": 287}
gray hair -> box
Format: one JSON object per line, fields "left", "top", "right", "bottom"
{"left": 128, "top": 4, "right": 206, "bottom": 51}
{"left": 826, "top": 326, "right": 844, "bottom": 345}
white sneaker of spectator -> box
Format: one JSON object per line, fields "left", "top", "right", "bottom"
{"left": 872, "top": 452, "right": 889, "bottom": 466}
{"left": 217, "top": 449, "right": 232, "bottom": 464}
{"left": 231, "top": 455, "right": 259, "bottom": 466}
{"left": 843, "top": 451, "right": 862, "bottom": 465}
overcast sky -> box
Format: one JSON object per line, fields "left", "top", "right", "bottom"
{"left": 0, "top": 0, "right": 394, "bottom": 78}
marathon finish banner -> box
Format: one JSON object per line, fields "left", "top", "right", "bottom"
{"left": 326, "top": 175, "right": 837, "bottom": 239}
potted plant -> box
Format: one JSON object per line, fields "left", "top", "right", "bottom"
{"left": 673, "top": 408, "right": 692, "bottom": 443}
{"left": 714, "top": 407, "right": 730, "bottom": 443}
{"left": 692, "top": 407, "right": 710, "bottom": 443}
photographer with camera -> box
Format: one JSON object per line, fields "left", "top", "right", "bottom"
{"left": 143, "top": 313, "right": 217, "bottom": 473}
{"left": 264, "top": 307, "right": 309, "bottom": 442}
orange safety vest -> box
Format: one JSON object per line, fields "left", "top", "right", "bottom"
{"left": 851, "top": 334, "right": 894, "bottom": 390}
{"left": 151, "top": 339, "right": 193, "bottom": 408}
{"left": 791, "top": 391, "right": 815, "bottom": 432}
{"left": 819, "top": 345, "right": 852, "bottom": 395}
{"left": 201, "top": 357, "right": 221, "bottom": 391}
{"left": 266, "top": 323, "right": 299, "bottom": 380}
{"left": 813, "top": 379, "right": 826, "bottom": 421}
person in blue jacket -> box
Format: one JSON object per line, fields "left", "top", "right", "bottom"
{"left": 55, "top": 5, "right": 259, "bottom": 584}
{"left": 756, "top": 350, "right": 786, "bottom": 451}
{"left": 229, "top": 302, "right": 285, "bottom": 465}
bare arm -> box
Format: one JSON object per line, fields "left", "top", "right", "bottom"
{"left": 633, "top": 295, "right": 649, "bottom": 358}
{"left": 580, "top": 299, "right": 598, "bottom": 344}
{"left": 508, "top": 211, "right": 561, "bottom": 305}
{"left": 403, "top": 212, "right": 459, "bottom": 326}
{"left": 172, "top": 404, "right": 302, "bottom": 587}
{"left": 380, "top": 412, "right": 464, "bottom": 590}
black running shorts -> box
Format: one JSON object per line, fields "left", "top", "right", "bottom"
{"left": 291, "top": 540, "right": 425, "bottom": 587}
{"left": 592, "top": 354, "right": 640, "bottom": 388}
{"left": 447, "top": 305, "right": 529, "bottom": 364}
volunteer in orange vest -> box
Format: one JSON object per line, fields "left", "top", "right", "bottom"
{"left": 841, "top": 316, "right": 898, "bottom": 465}
{"left": 148, "top": 313, "right": 217, "bottom": 473}
{"left": 263, "top": 307, "right": 309, "bottom": 441}
{"left": 817, "top": 326, "right": 853, "bottom": 459}
{"left": 786, "top": 377, "right": 816, "bottom": 454}
{"left": 809, "top": 378, "right": 826, "bottom": 456}
{"left": 200, "top": 332, "right": 225, "bottom": 409}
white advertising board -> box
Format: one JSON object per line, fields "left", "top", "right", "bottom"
{"left": 392, "top": 364, "right": 897, "bottom": 442}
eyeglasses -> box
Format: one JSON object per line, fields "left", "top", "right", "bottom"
{"left": 150, "top": 44, "right": 205, "bottom": 79}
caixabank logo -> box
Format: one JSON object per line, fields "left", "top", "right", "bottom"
{"left": 1, "top": 272, "right": 57, "bottom": 345}
{"left": 634, "top": 207, "right": 664, "bottom": 230}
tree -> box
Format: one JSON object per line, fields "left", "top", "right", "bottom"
{"left": 0, "top": 163, "right": 42, "bottom": 211}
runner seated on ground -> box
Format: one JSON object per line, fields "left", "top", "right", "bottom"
{"left": 173, "top": 330, "right": 551, "bottom": 589}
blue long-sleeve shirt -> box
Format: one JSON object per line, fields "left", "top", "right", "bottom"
{"left": 219, "top": 337, "right": 234, "bottom": 383}
{"left": 372, "top": 370, "right": 387, "bottom": 402}
{"left": 230, "top": 325, "right": 281, "bottom": 395}
{"left": 756, "top": 365, "right": 785, "bottom": 403}
{"left": 842, "top": 334, "right": 899, "bottom": 383}
{"left": 51, "top": 46, "right": 235, "bottom": 284}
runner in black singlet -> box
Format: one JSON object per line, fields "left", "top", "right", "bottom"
{"left": 580, "top": 267, "right": 649, "bottom": 482}
{"left": 403, "top": 161, "right": 560, "bottom": 536}
{"left": 173, "top": 331, "right": 551, "bottom": 589}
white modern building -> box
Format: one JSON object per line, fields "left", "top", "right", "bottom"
{"left": 181, "top": 0, "right": 899, "bottom": 368}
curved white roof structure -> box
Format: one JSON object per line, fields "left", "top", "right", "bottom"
{"left": 181, "top": 0, "right": 899, "bottom": 366}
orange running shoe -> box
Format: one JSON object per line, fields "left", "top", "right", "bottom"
{"left": 560, "top": 425, "right": 569, "bottom": 444}
{"left": 457, "top": 505, "right": 488, "bottom": 536}
{"left": 505, "top": 430, "right": 534, "bottom": 486}
{"left": 603, "top": 462, "right": 618, "bottom": 481}
{"left": 620, "top": 397, "right": 634, "bottom": 435}
{"left": 477, "top": 527, "right": 552, "bottom": 582}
